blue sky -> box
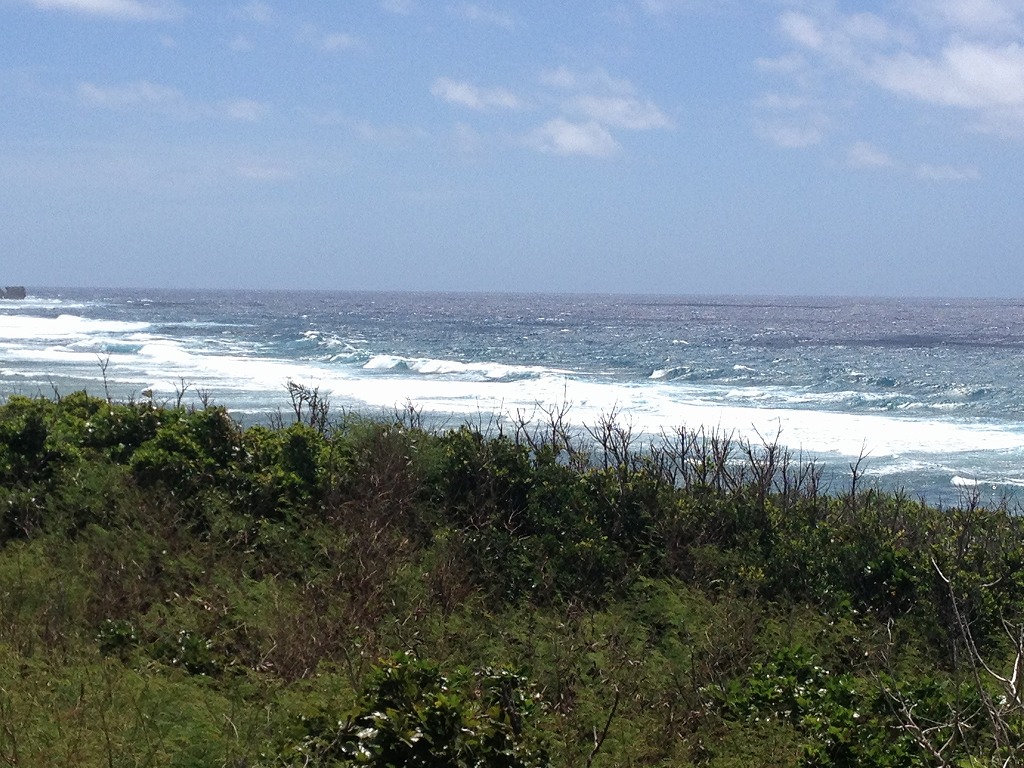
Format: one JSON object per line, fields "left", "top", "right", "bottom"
{"left": 2, "top": 0, "right": 1024, "bottom": 296}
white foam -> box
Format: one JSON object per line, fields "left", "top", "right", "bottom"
{"left": 363, "top": 355, "right": 405, "bottom": 370}
{"left": 726, "top": 388, "right": 773, "bottom": 401}
{"left": 0, "top": 297, "right": 91, "bottom": 311}
{"left": 138, "top": 341, "right": 196, "bottom": 366}
{"left": 300, "top": 373, "right": 1024, "bottom": 463}
{"left": 0, "top": 313, "right": 150, "bottom": 341}
{"left": 362, "top": 354, "right": 569, "bottom": 380}
{"left": 5, "top": 315, "right": 1024, "bottom": 474}
{"left": 650, "top": 366, "right": 692, "bottom": 380}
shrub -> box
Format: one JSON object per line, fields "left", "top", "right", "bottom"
{"left": 287, "top": 652, "right": 549, "bottom": 767}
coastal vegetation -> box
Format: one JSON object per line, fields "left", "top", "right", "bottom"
{"left": 0, "top": 387, "right": 1022, "bottom": 766}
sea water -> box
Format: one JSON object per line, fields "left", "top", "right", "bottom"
{"left": 2, "top": 288, "right": 1024, "bottom": 506}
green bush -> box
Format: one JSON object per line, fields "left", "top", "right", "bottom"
{"left": 0, "top": 393, "right": 1022, "bottom": 766}
{"left": 288, "top": 652, "right": 549, "bottom": 767}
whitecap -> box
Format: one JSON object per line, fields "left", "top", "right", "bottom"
{"left": 363, "top": 355, "right": 407, "bottom": 371}
{"left": 138, "top": 342, "right": 195, "bottom": 366}
{"left": 362, "top": 354, "right": 569, "bottom": 381}
{"left": 0, "top": 313, "right": 150, "bottom": 341}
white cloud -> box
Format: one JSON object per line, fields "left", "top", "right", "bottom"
{"left": 78, "top": 80, "right": 186, "bottom": 111}
{"left": 841, "top": 141, "right": 982, "bottom": 181}
{"left": 756, "top": 92, "right": 808, "bottom": 111}
{"left": 380, "top": 0, "right": 414, "bottom": 14}
{"left": 754, "top": 88, "right": 827, "bottom": 149}
{"left": 234, "top": 162, "right": 294, "bottom": 181}
{"left": 915, "top": 163, "right": 981, "bottom": 181}
{"left": 25, "top": 0, "right": 179, "bottom": 20}
{"left": 293, "top": 22, "right": 363, "bottom": 54}
{"left": 756, "top": 120, "right": 826, "bottom": 148}
{"left": 229, "top": 35, "right": 253, "bottom": 53}
{"left": 528, "top": 67, "right": 671, "bottom": 157}
{"left": 779, "top": 9, "right": 909, "bottom": 65}
{"left": 527, "top": 119, "right": 619, "bottom": 157}
{"left": 221, "top": 99, "right": 267, "bottom": 122}
{"left": 871, "top": 43, "right": 1024, "bottom": 109}
{"left": 763, "top": 4, "right": 1024, "bottom": 146}
{"left": 866, "top": 40, "right": 1024, "bottom": 136}
{"left": 538, "top": 66, "right": 578, "bottom": 90}
{"left": 452, "top": 122, "right": 483, "bottom": 153}
{"left": 914, "top": 0, "right": 1023, "bottom": 38}
{"left": 238, "top": 1, "right": 272, "bottom": 24}
{"left": 539, "top": 66, "right": 634, "bottom": 96}
{"left": 431, "top": 66, "right": 669, "bottom": 159}
{"left": 450, "top": 3, "right": 514, "bottom": 29}
{"left": 352, "top": 120, "right": 426, "bottom": 145}
{"left": 78, "top": 80, "right": 268, "bottom": 121}
{"left": 637, "top": 0, "right": 727, "bottom": 15}
{"left": 847, "top": 141, "right": 897, "bottom": 169}
{"left": 780, "top": 11, "right": 826, "bottom": 52}
{"left": 756, "top": 53, "right": 807, "bottom": 76}
{"left": 430, "top": 77, "right": 522, "bottom": 110}
{"left": 568, "top": 94, "right": 672, "bottom": 130}
{"left": 319, "top": 32, "right": 360, "bottom": 51}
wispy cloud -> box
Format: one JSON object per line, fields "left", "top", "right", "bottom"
{"left": 527, "top": 119, "right": 619, "bottom": 157}
{"left": 567, "top": 94, "right": 672, "bottom": 130}
{"left": 237, "top": 1, "right": 272, "bottom": 24}
{"left": 449, "top": 3, "right": 514, "bottom": 29}
{"left": 540, "top": 66, "right": 635, "bottom": 96}
{"left": 452, "top": 122, "right": 483, "bottom": 153}
{"left": 221, "top": 99, "right": 267, "bottom": 122}
{"left": 78, "top": 80, "right": 187, "bottom": 112}
{"left": 637, "top": 0, "right": 728, "bottom": 16}
{"left": 430, "top": 65, "right": 670, "bottom": 158}
{"left": 869, "top": 43, "right": 1024, "bottom": 113}
{"left": 915, "top": 163, "right": 981, "bottom": 181}
{"left": 530, "top": 66, "right": 672, "bottom": 156}
{"left": 754, "top": 90, "right": 827, "bottom": 149}
{"left": 296, "top": 24, "right": 363, "bottom": 53}
{"left": 843, "top": 141, "right": 980, "bottom": 182}
{"left": 319, "top": 32, "right": 359, "bottom": 51}
{"left": 24, "top": 0, "right": 180, "bottom": 20}
{"left": 78, "top": 80, "right": 268, "bottom": 121}
{"left": 914, "top": 0, "right": 1022, "bottom": 38}
{"left": 430, "top": 78, "right": 523, "bottom": 110}
{"left": 380, "top": 0, "right": 414, "bottom": 14}
{"left": 763, "top": 3, "right": 1024, "bottom": 142}
{"left": 353, "top": 120, "right": 426, "bottom": 145}
{"left": 846, "top": 141, "right": 897, "bottom": 169}
{"left": 233, "top": 162, "right": 295, "bottom": 181}
{"left": 229, "top": 35, "right": 253, "bottom": 53}
{"left": 756, "top": 119, "right": 827, "bottom": 149}
{"left": 756, "top": 53, "right": 808, "bottom": 77}
{"left": 232, "top": 10, "right": 363, "bottom": 55}
{"left": 305, "top": 109, "right": 426, "bottom": 145}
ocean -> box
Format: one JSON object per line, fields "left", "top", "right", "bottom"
{"left": 2, "top": 288, "right": 1024, "bottom": 507}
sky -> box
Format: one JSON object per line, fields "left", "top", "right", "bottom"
{"left": 2, "top": 0, "right": 1024, "bottom": 296}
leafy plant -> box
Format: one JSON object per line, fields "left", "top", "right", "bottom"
{"left": 288, "top": 652, "right": 549, "bottom": 767}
